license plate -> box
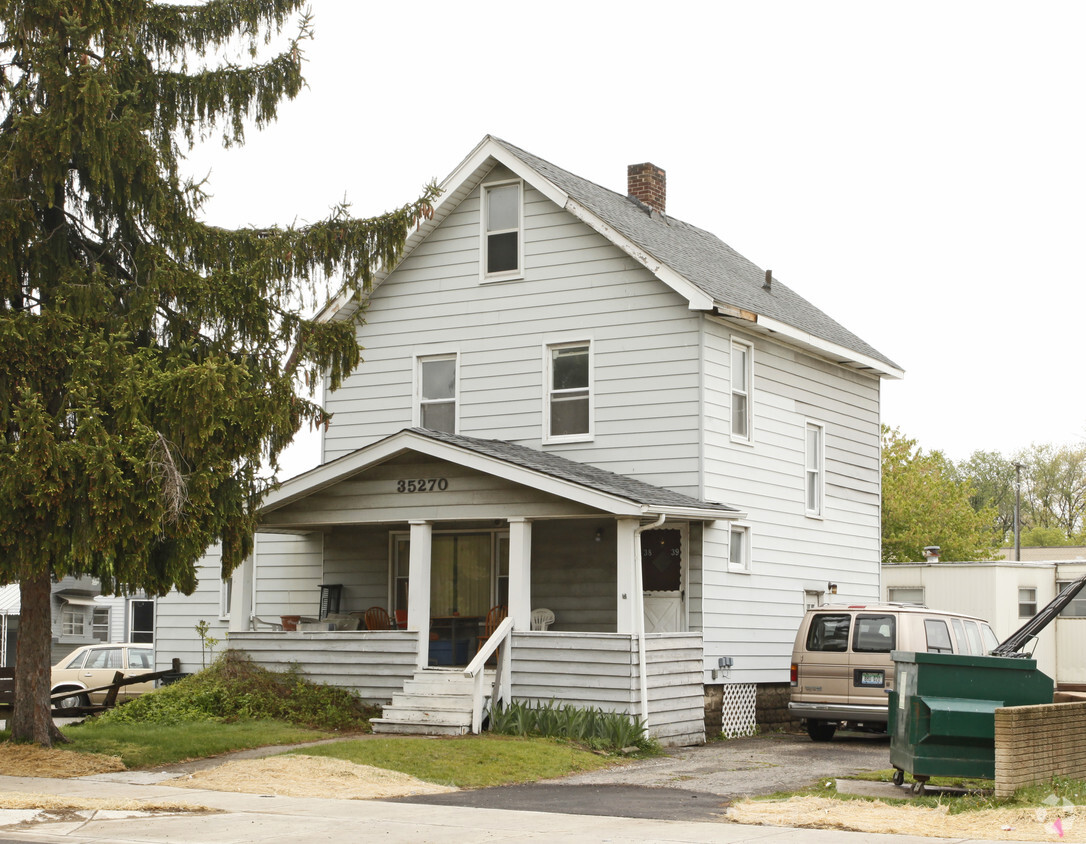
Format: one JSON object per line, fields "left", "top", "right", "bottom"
{"left": 860, "top": 671, "right": 884, "bottom": 686}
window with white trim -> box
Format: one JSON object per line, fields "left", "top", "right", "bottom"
{"left": 546, "top": 342, "right": 591, "bottom": 441}
{"left": 61, "top": 608, "right": 85, "bottom": 636}
{"left": 805, "top": 422, "right": 824, "bottom": 517}
{"left": 417, "top": 354, "right": 457, "bottom": 433}
{"left": 92, "top": 607, "right": 110, "bottom": 641}
{"left": 482, "top": 181, "right": 521, "bottom": 278}
{"left": 1018, "top": 587, "right": 1037, "bottom": 618}
{"left": 729, "top": 524, "right": 751, "bottom": 572}
{"left": 220, "top": 575, "right": 233, "bottom": 620}
{"left": 731, "top": 340, "right": 752, "bottom": 441}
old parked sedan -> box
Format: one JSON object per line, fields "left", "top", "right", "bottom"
{"left": 50, "top": 643, "right": 155, "bottom": 709}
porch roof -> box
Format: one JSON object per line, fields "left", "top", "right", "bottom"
{"left": 261, "top": 428, "right": 742, "bottom": 525}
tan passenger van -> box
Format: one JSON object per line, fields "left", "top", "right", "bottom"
{"left": 788, "top": 603, "right": 1000, "bottom": 741}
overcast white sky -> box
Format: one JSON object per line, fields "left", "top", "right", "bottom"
{"left": 184, "top": 1, "right": 1086, "bottom": 478}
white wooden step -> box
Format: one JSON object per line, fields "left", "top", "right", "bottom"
{"left": 370, "top": 718, "right": 469, "bottom": 736}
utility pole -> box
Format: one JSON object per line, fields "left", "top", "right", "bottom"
{"left": 1014, "top": 462, "right": 1025, "bottom": 561}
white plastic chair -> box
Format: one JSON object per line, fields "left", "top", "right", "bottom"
{"left": 530, "top": 608, "right": 555, "bottom": 631}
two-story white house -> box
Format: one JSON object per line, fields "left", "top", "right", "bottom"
{"left": 157, "top": 136, "right": 902, "bottom": 744}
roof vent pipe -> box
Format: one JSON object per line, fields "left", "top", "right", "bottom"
{"left": 763, "top": 269, "right": 773, "bottom": 291}
{"left": 923, "top": 546, "right": 941, "bottom": 563}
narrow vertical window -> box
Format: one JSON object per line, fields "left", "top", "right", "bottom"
{"left": 731, "top": 340, "right": 752, "bottom": 440}
{"left": 220, "top": 575, "right": 233, "bottom": 620}
{"left": 418, "top": 355, "right": 457, "bottom": 433}
{"left": 483, "top": 182, "right": 521, "bottom": 277}
{"left": 806, "top": 422, "right": 824, "bottom": 516}
{"left": 1018, "top": 587, "right": 1037, "bottom": 618}
{"left": 92, "top": 608, "right": 110, "bottom": 642}
{"left": 729, "top": 525, "right": 750, "bottom": 571}
{"left": 547, "top": 342, "right": 591, "bottom": 440}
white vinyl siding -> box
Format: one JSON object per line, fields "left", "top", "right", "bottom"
{"left": 701, "top": 321, "right": 882, "bottom": 683}
{"left": 805, "top": 421, "right": 824, "bottom": 517}
{"left": 323, "top": 168, "right": 703, "bottom": 492}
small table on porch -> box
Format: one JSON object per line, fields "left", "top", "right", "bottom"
{"left": 428, "top": 615, "right": 482, "bottom": 666}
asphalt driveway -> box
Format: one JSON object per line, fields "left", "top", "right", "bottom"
{"left": 392, "top": 731, "right": 891, "bottom": 822}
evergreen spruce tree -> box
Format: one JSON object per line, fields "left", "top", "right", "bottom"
{"left": 0, "top": 1, "right": 436, "bottom": 745}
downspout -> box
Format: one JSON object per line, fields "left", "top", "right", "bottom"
{"left": 633, "top": 513, "right": 666, "bottom": 734}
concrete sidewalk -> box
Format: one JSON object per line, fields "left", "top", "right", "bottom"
{"left": 0, "top": 772, "right": 1045, "bottom": 844}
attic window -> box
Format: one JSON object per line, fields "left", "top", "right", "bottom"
{"left": 483, "top": 181, "right": 522, "bottom": 279}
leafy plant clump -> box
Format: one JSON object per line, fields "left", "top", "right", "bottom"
{"left": 489, "top": 700, "right": 656, "bottom": 754}
{"left": 96, "top": 651, "right": 376, "bottom": 731}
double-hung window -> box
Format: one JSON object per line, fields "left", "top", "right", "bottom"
{"left": 1018, "top": 587, "right": 1037, "bottom": 618}
{"left": 731, "top": 340, "right": 752, "bottom": 441}
{"left": 806, "top": 422, "right": 824, "bottom": 517}
{"left": 417, "top": 354, "right": 457, "bottom": 434}
{"left": 483, "top": 181, "right": 522, "bottom": 279}
{"left": 546, "top": 342, "right": 591, "bottom": 441}
{"left": 92, "top": 608, "right": 110, "bottom": 641}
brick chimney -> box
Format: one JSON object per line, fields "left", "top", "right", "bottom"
{"left": 627, "top": 163, "right": 666, "bottom": 213}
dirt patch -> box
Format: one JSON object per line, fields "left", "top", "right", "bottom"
{"left": 728, "top": 796, "right": 1083, "bottom": 842}
{"left": 164, "top": 755, "right": 459, "bottom": 800}
{"left": 0, "top": 742, "right": 125, "bottom": 778}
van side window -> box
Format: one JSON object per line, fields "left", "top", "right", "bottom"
{"left": 981, "top": 624, "right": 999, "bottom": 653}
{"left": 951, "top": 618, "right": 968, "bottom": 653}
{"left": 963, "top": 620, "right": 983, "bottom": 655}
{"left": 853, "top": 615, "right": 895, "bottom": 652}
{"left": 806, "top": 614, "right": 851, "bottom": 652}
{"left": 924, "top": 619, "right": 954, "bottom": 653}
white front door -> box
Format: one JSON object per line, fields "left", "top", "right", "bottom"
{"left": 640, "top": 527, "right": 685, "bottom": 633}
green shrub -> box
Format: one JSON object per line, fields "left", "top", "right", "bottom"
{"left": 96, "top": 650, "right": 376, "bottom": 731}
{"left": 489, "top": 699, "right": 655, "bottom": 753}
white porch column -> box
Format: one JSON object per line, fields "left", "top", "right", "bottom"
{"left": 615, "top": 517, "right": 640, "bottom": 634}
{"left": 507, "top": 517, "right": 532, "bottom": 630}
{"left": 408, "top": 520, "right": 433, "bottom": 669}
{"left": 228, "top": 552, "right": 255, "bottom": 634}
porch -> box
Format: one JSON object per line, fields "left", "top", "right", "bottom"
{"left": 227, "top": 629, "right": 706, "bottom": 746}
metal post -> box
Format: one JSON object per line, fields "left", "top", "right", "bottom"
{"left": 1014, "top": 462, "right": 1024, "bottom": 562}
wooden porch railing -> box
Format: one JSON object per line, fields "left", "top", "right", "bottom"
{"left": 464, "top": 615, "right": 513, "bottom": 734}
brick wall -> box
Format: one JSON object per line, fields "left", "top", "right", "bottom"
{"left": 994, "top": 701, "right": 1086, "bottom": 797}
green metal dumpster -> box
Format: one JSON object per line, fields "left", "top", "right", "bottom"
{"left": 888, "top": 650, "right": 1053, "bottom": 793}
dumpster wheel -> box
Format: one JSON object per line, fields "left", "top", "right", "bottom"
{"left": 892, "top": 768, "right": 904, "bottom": 787}
{"left": 911, "top": 777, "right": 928, "bottom": 796}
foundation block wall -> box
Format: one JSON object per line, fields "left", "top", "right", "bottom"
{"left": 994, "top": 701, "right": 1086, "bottom": 797}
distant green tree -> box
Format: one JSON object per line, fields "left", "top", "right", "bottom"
{"left": 881, "top": 426, "right": 1000, "bottom": 563}
{"left": 1019, "top": 526, "right": 1073, "bottom": 547}
{"left": 1017, "top": 444, "right": 1086, "bottom": 538}
{"left": 0, "top": 1, "right": 436, "bottom": 746}
{"left": 954, "top": 450, "right": 1018, "bottom": 542}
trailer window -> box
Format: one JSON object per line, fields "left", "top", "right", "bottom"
{"left": 806, "top": 614, "right": 851, "bottom": 652}
{"left": 853, "top": 615, "right": 895, "bottom": 652}
{"left": 924, "top": 619, "right": 954, "bottom": 654}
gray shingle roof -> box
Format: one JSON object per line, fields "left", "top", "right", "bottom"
{"left": 490, "top": 137, "right": 900, "bottom": 372}
{"left": 407, "top": 428, "right": 738, "bottom": 516}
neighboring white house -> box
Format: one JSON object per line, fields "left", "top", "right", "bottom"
{"left": 157, "top": 136, "right": 902, "bottom": 743}
{"left": 0, "top": 578, "right": 155, "bottom": 668}
{"left": 883, "top": 561, "right": 1086, "bottom": 686}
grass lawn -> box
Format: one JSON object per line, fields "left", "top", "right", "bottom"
{"left": 285, "top": 734, "right": 622, "bottom": 789}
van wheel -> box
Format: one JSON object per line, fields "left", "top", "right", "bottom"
{"left": 806, "top": 720, "right": 837, "bottom": 742}
{"left": 52, "top": 690, "right": 89, "bottom": 711}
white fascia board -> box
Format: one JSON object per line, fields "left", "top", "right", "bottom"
{"left": 716, "top": 311, "right": 904, "bottom": 380}
{"left": 563, "top": 199, "right": 714, "bottom": 311}
{"left": 261, "top": 431, "right": 648, "bottom": 518}
{"left": 648, "top": 505, "right": 745, "bottom": 522}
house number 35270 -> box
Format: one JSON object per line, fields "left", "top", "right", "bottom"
{"left": 396, "top": 478, "right": 448, "bottom": 493}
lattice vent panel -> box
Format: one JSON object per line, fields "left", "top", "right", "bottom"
{"left": 721, "top": 683, "right": 758, "bottom": 738}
